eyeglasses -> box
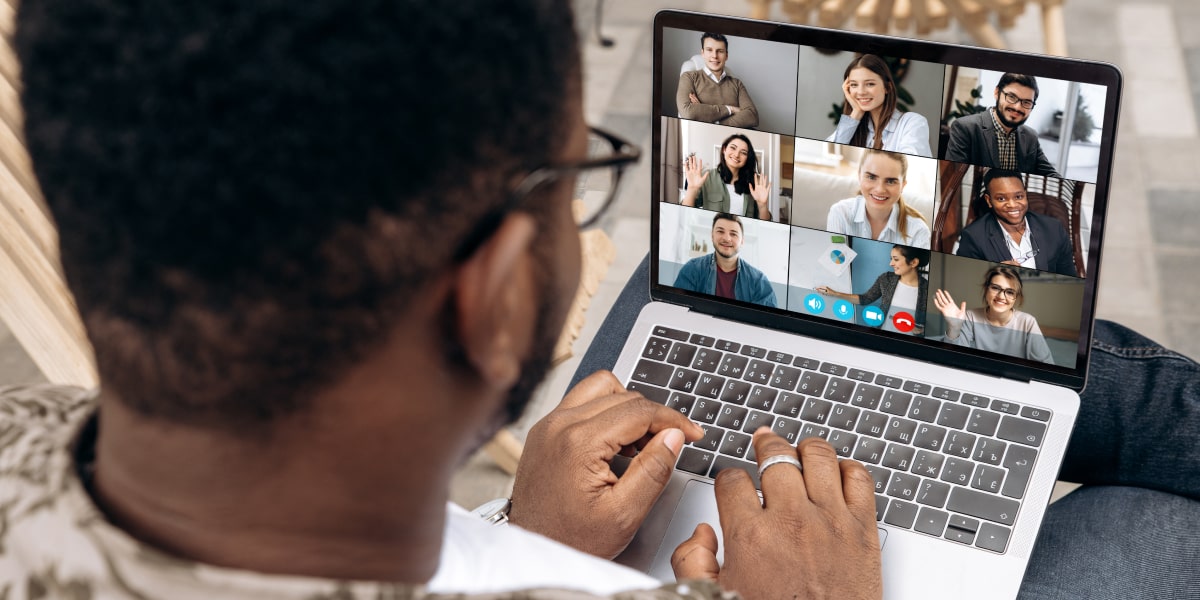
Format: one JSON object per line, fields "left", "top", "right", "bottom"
{"left": 1000, "top": 90, "right": 1036, "bottom": 110}
{"left": 987, "top": 283, "right": 1019, "bottom": 300}
{"left": 508, "top": 125, "right": 641, "bottom": 229}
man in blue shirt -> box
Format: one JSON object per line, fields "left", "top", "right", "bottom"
{"left": 673, "top": 213, "right": 777, "bottom": 308}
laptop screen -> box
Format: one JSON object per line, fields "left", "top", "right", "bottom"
{"left": 650, "top": 11, "right": 1122, "bottom": 388}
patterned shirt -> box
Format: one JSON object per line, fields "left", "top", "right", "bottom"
{"left": 989, "top": 108, "right": 1018, "bottom": 170}
{"left": 0, "top": 385, "right": 738, "bottom": 600}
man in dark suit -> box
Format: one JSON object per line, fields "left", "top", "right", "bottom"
{"left": 956, "top": 169, "right": 1078, "bottom": 276}
{"left": 944, "top": 73, "right": 1060, "bottom": 177}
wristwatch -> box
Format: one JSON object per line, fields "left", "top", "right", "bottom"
{"left": 471, "top": 498, "right": 511, "bottom": 526}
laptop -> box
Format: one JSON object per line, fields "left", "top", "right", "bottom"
{"left": 608, "top": 10, "right": 1121, "bottom": 600}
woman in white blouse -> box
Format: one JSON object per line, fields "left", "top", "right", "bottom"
{"left": 826, "top": 150, "right": 931, "bottom": 248}
{"left": 826, "top": 54, "right": 931, "bottom": 158}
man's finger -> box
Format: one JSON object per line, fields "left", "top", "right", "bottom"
{"left": 840, "top": 459, "right": 879, "bottom": 533}
{"left": 751, "top": 428, "right": 807, "bottom": 508}
{"left": 796, "top": 437, "right": 844, "bottom": 508}
{"left": 609, "top": 427, "right": 685, "bottom": 517}
{"left": 713, "top": 464, "right": 762, "bottom": 536}
{"left": 671, "top": 523, "right": 721, "bottom": 582}
{"left": 556, "top": 370, "right": 627, "bottom": 410}
{"left": 587, "top": 400, "right": 703, "bottom": 456}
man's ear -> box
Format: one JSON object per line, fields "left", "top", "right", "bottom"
{"left": 453, "top": 214, "right": 538, "bottom": 390}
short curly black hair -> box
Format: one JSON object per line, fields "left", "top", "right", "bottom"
{"left": 17, "top": 0, "right": 579, "bottom": 427}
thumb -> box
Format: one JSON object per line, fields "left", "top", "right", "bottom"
{"left": 610, "top": 428, "right": 685, "bottom": 515}
{"left": 959, "top": 301, "right": 967, "bottom": 314}
{"left": 671, "top": 523, "right": 721, "bottom": 582}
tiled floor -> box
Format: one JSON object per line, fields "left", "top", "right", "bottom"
{"left": 1, "top": 0, "right": 1197, "bottom": 508}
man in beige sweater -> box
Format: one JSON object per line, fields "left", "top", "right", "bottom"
{"left": 676, "top": 32, "right": 759, "bottom": 128}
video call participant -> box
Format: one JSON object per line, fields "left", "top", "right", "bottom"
{"left": 675, "top": 32, "right": 759, "bottom": 128}
{"left": 680, "top": 133, "right": 772, "bottom": 220}
{"left": 956, "top": 169, "right": 1078, "bottom": 276}
{"left": 817, "top": 244, "right": 929, "bottom": 335}
{"left": 944, "top": 73, "right": 1060, "bottom": 177}
{"left": 826, "top": 54, "right": 932, "bottom": 157}
{"left": 826, "top": 149, "right": 931, "bottom": 248}
{"left": 674, "top": 213, "right": 778, "bottom": 308}
{"left": 934, "top": 266, "right": 1055, "bottom": 363}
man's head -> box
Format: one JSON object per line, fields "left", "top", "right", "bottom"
{"left": 17, "top": 0, "right": 582, "bottom": 431}
{"left": 700, "top": 32, "right": 729, "bottom": 75}
{"left": 982, "top": 169, "right": 1029, "bottom": 228}
{"left": 993, "top": 73, "right": 1039, "bottom": 129}
{"left": 711, "top": 213, "right": 744, "bottom": 260}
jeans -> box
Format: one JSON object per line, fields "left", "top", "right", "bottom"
{"left": 572, "top": 255, "right": 1200, "bottom": 600}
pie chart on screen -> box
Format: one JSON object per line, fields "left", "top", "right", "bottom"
{"left": 830, "top": 249, "right": 846, "bottom": 265}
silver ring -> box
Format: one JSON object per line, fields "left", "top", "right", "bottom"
{"left": 757, "top": 454, "right": 803, "bottom": 479}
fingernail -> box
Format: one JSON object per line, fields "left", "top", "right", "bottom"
{"left": 663, "top": 428, "right": 685, "bottom": 454}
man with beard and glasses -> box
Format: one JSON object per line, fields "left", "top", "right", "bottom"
{"left": 673, "top": 213, "right": 778, "bottom": 308}
{"left": 944, "top": 73, "right": 1060, "bottom": 177}
{"left": 1, "top": 1, "right": 884, "bottom": 599}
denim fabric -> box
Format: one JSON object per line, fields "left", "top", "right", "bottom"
{"left": 571, "top": 253, "right": 1200, "bottom": 598}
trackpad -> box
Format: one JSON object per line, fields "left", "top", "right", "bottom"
{"left": 648, "top": 479, "right": 724, "bottom": 582}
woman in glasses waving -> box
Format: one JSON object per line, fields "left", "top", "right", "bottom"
{"left": 934, "top": 265, "right": 1055, "bottom": 364}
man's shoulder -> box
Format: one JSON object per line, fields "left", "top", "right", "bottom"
{"left": 682, "top": 254, "right": 712, "bottom": 267}
{"left": 961, "top": 212, "right": 996, "bottom": 235}
{"left": 952, "top": 111, "right": 989, "bottom": 129}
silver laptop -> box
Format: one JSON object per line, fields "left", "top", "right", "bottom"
{"left": 610, "top": 10, "right": 1121, "bottom": 600}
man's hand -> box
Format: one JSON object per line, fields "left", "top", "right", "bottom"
{"left": 509, "top": 371, "right": 704, "bottom": 559}
{"left": 672, "top": 431, "right": 883, "bottom": 600}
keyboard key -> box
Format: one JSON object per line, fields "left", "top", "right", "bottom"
{"left": 976, "top": 522, "right": 1012, "bottom": 553}
{"left": 711, "top": 455, "right": 760, "bottom": 489}
{"left": 931, "top": 387, "right": 961, "bottom": 402}
{"left": 740, "top": 345, "right": 767, "bottom": 359}
{"left": 689, "top": 399, "right": 720, "bottom": 424}
{"left": 718, "top": 431, "right": 752, "bottom": 459}
{"left": 827, "top": 430, "right": 858, "bottom": 457}
{"left": 972, "top": 438, "right": 1007, "bottom": 465}
{"left": 746, "top": 386, "right": 778, "bottom": 412}
{"left": 875, "top": 374, "right": 902, "bottom": 388}
{"left": 824, "top": 378, "right": 856, "bottom": 403}
{"left": 853, "top": 437, "right": 887, "bottom": 464}
{"left": 769, "top": 365, "right": 803, "bottom": 391}
{"left": 971, "top": 464, "right": 1006, "bottom": 494}
{"left": 880, "top": 390, "right": 913, "bottom": 416}
{"left": 692, "top": 425, "right": 724, "bottom": 452}
{"left": 903, "top": 381, "right": 932, "bottom": 395}
{"left": 718, "top": 355, "right": 749, "bottom": 378}
{"left": 943, "top": 431, "right": 977, "bottom": 459}
{"left": 800, "top": 397, "right": 833, "bottom": 424}
{"left": 851, "top": 384, "right": 884, "bottom": 410}
{"left": 720, "top": 380, "right": 752, "bottom": 405}
{"left": 882, "top": 444, "right": 915, "bottom": 471}
{"left": 949, "top": 514, "right": 980, "bottom": 532}
{"left": 947, "top": 487, "right": 1019, "bottom": 525}
{"left": 883, "top": 417, "right": 917, "bottom": 444}
{"left": 856, "top": 411, "right": 889, "bottom": 438}
{"left": 1001, "top": 444, "right": 1038, "bottom": 499}
{"left": 626, "top": 382, "right": 669, "bottom": 404}
{"left": 907, "top": 396, "right": 941, "bottom": 423}
{"left": 962, "top": 394, "right": 990, "bottom": 408}
{"left": 1020, "top": 406, "right": 1051, "bottom": 422}
{"left": 911, "top": 450, "right": 945, "bottom": 479}
{"left": 631, "top": 360, "right": 673, "bottom": 386}
{"left": 916, "top": 479, "right": 952, "bottom": 508}
{"left": 799, "top": 423, "right": 830, "bottom": 440}
{"left": 865, "top": 465, "right": 891, "bottom": 493}
{"left": 940, "top": 457, "right": 975, "bottom": 486}
{"left": 914, "top": 507, "right": 950, "bottom": 537}
{"left": 793, "top": 356, "right": 821, "bottom": 370}
{"left": 642, "top": 337, "right": 671, "bottom": 360}
{"left": 884, "top": 499, "right": 919, "bottom": 528}
{"left": 875, "top": 494, "right": 888, "bottom": 521}
{"left": 652, "top": 326, "right": 689, "bottom": 341}
{"left": 667, "top": 343, "right": 698, "bottom": 367}
{"left": 676, "top": 447, "right": 715, "bottom": 476}
{"left": 668, "top": 368, "right": 700, "bottom": 394}
{"left": 997, "top": 415, "right": 1047, "bottom": 448}
{"left": 886, "top": 472, "right": 921, "bottom": 501}
{"left": 913, "top": 424, "right": 948, "bottom": 451}
{"left": 690, "top": 349, "right": 722, "bottom": 373}
{"left": 772, "top": 392, "right": 804, "bottom": 418}
{"left": 665, "top": 392, "right": 696, "bottom": 416}
{"left": 744, "top": 359, "right": 774, "bottom": 385}
{"left": 829, "top": 404, "right": 861, "bottom": 431}
{"left": 767, "top": 350, "right": 793, "bottom": 364}
{"left": 742, "top": 410, "right": 774, "bottom": 434}
{"left": 771, "top": 416, "right": 802, "bottom": 443}
{"left": 715, "top": 339, "right": 741, "bottom": 353}
{"left": 688, "top": 334, "right": 715, "bottom": 347}
{"left": 819, "top": 362, "right": 848, "bottom": 377}
{"left": 966, "top": 409, "right": 1001, "bottom": 436}
{"left": 937, "top": 403, "right": 971, "bottom": 430}
{"left": 715, "top": 404, "right": 749, "bottom": 430}
{"left": 693, "top": 374, "right": 725, "bottom": 399}
{"left": 797, "top": 372, "right": 829, "bottom": 396}
{"left": 944, "top": 525, "right": 976, "bottom": 545}
{"left": 847, "top": 368, "right": 875, "bottom": 382}
{"left": 991, "top": 399, "right": 1019, "bottom": 415}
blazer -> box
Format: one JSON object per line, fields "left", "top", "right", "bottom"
{"left": 674, "top": 253, "right": 777, "bottom": 308}
{"left": 858, "top": 271, "right": 929, "bottom": 330}
{"left": 944, "top": 110, "right": 1060, "bottom": 177}
{"left": 955, "top": 211, "right": 1078, "bottom": 277}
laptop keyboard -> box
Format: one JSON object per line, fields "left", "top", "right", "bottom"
{"left": 627, "top": 325, "right": 1053, "bottom": 555}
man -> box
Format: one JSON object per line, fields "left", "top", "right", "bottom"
{"left": 673, "top": 213, "right": 778, "bottom": 308}
{"left": 676, "top": 32, "right": 759, "bottom": 128}
{"left": 3, "top": 2, "right": 881, "bottom": 599}
{"left": 956, "top": 169, "right": 1078, "bottom": 277}
{"left": 944, "top": 73, "right": 1060, "bottom": 177}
